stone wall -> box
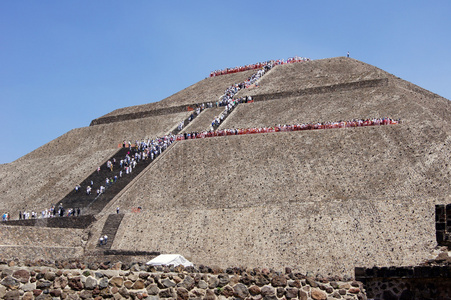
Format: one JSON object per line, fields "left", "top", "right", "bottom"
{"left": 436, "top": 204, "right": 451, "bottom": 247}
{"left": 249, "top": 78, "right": 388, "bottom": 103}
{"left": 90, "top": 105, "right": 202, "bottom": 126}
{"left": 0, "top": 247, "right": 84, "bottom": 264}
{"left": 0, "top": 262, "right": 367, "bottom": 300}
{"left": 0, "top": 225, "right": 86, "bottom": 262}
{"left": 221, "top": 83, "right": 451, "bottom": 132}
{"left": 90, "top": 77, "right": 389, "bottom": 127}
{"left": 101, "top": 124, "right": 449, "bottom": 276}
{"left": 356, "top": 261, "right": 451, "bottom": 299}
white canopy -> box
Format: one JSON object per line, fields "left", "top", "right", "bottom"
{"left": 146, "top": 254, "right": 193, "bottom": 267}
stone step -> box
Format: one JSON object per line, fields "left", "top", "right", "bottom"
{"left": 97, "top": 214, "right": 125, "bottom": 249}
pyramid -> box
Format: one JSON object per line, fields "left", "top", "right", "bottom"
{"left": 0, "top": 57, "right": 449, "bottom": 276}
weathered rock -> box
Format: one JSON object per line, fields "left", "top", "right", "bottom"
{"left": 173, "top": 275, "right": 182, "bottom": 284}
{"left": 271, "top": 274, "right": 287, "bottom": 287}
{"left": 36, "top": 280, "right": 52, "bottom": 289}
{"left": 147, "top": 283, "right": 160, "bottom": 295}
{"left": 68, "top": 277, "right": 83, "bottom": 291}
{"left": 330, "top": 281, "right": 339, "bottom": 289}
{"left": 66, "top": 293, "right": 80, "bottom": 300}
{"left": 179, "top": 275, "right": 195, "bottom": 290}
{"left": 54, "top": 276, "right": 68, "bottom": 289}
{"left": 208, "top": 276, "right": 219, "bottom": 289}
{"left": 229, "top": 274, "right": 240, "bottom": 286}
{"left": 50, "top": 289, "right": 62, "bottom": 297}
{"left": 288, "top": 279, "right": 301, "bottom": 288}
{"left": 260, "top": 285, "right": 275, "bottom": 297}
{"left": 306, "top": 277, "right": 318, "bottom": 288}
{"left": 162, "top": 278, "right": 176, "bottom": 288}
{"left": 285, "top": 287, "right": 299, "bottom": 299}
{"left": 118, "top": 286, "right": 130, "bottom": 298}
{"left": 21, "top": 282, "right": 36, "bottom": 292}
{"left": 349, "top": 287, "right": 360, "bottom": 294}
{"left": 177, "top": 287, "right": 189, "bottom": 300}
{"left": 159, "top": 287, "right": 175, "bottom": 298}
{"left": 133, "top": 279, "right": 145, "bottom": 289}
{"left": 339, "top": 283, "right": 350, "bottom": 289}
{"left": 2, "top": 268, "right": 13, "bottom": 277}
{"left": 110, "top": 276, "right": 124, "bottom": 287}
{"left": 128, "top": 273, "right": 139, "bottom": 282}
{"left": 249, "top": 285, "right": 261, "bottom": 295}
{"left": 4, "top": 290, "right": 20, "bottom": 300}
{"left": 0, "top": 285, "right": 6, "bottom": 298}
{"left": 85, "top": 276, "right": 98, "bottom": 290}
{"left": 12, "top": 269, "right": 30, "bottom": 283}
{"left": 198, "top": 279, "right": 208, "bottom": 289}
{"left": 222, "top": 286, "right": 234, "bottom": 297}
{"left": 44, "top": 272, "right": 55, "bottom": 281}
{"left": 218, "top": 274, "right": 229, "bottom": 287}
{"left": 110, "top": 286, "right": 119, "bottom": 294}
{"left": 255, "top": 274, "right": 270, "bottom": 286}
{"left": 250, "top": 295, "right": 263, "bottom": 300}
{"left": 99, "top": 277, "right": 109, "bottom": 289}
{"left": 124, "top": 279, "right": 133, "bottom": 289}
{"left": 130, "top": 264, "right": 140, "bottom": 272}
{"left": 276, "top": 287, "right": 285, "bottom": 298}
{"left": 190, "top": 287, "right": 206, "bottom": 298}
{"left": 233, "top": 283, "right": 249, "bottom": 299}
{"left": 311, "top": 288, "right": 327, "bottom": 300}
{"left": 240, "top": 273, "right": 253, "bottom": 285}
{"left": 79, "top": 289, "right": 92, "bottom": 299}
{"left": 204, "top": 288, "right": 216, "bottom": 300}
{"left": 1, "top": 276, "right": 20, "bottom": 289}
{"left": 22, "top": 291, "right": 33, "bottom": 300}
{"left": 111, "top": 262, "right": 122, "bottom": 270}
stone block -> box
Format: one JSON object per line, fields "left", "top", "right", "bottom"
{"left": 436, "top": 222, "right": 446, "bottom": 230}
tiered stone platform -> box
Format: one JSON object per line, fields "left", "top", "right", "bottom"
{"left": 0, "top": 57, "right": 449, "bottom": 287}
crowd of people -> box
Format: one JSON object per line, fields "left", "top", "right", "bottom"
{"left": 1, "top": 55, "right": 404, "bottom": 223}
{"left": 90, "top": 134, "right": 177, "bottom": 201}
{"left": 211, "top": 96, "right": 253, "bottom": 129}
{"left": 1, "top": 134, "right": 178, "bottom": 221}
{"left": 211, "top": 62, "right": 273, "bottom": 129}
{"left": 209, "top": 56, "right": 310, "bottom": 77}
{"left": 0, "top": 205, "right": 82, "bottom": 222}
{"left": 177, "top": 118, "right": 400, "bottom": 140}
{"left": 177, "top": 105, "right": 207, "bottom": 132}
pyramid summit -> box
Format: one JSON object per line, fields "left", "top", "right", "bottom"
{"left": 0, "top": 57, "right": 450, "bottom": 277}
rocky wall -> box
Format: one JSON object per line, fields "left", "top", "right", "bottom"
{"left": 249, "top": 78, "right": 388, "bottom": 103}
{"left": 0, "top": 262, "right": 367, "bottom": 300}
{"left": 436, "top": 204, "right": 451, "bottom": 247}
{"left": 0, "top": 247, "right": 83, "bottom": 263}
{"left": 356, "top": 256, "right": 451, "bottom": 299}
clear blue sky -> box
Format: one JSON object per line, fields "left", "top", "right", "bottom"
{"left": 1, "top": 1, "right": 450, "bottom": 164}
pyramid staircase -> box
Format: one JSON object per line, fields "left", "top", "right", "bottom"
{"left": 3, "top": 142, "right": 176, "bottom": 230}
{"left": 97, "top": 213, "right": 124, "bottom": 249}
{"left": 54, "top": 146, "right": 164, "bottom": 215}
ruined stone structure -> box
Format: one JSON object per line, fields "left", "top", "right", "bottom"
{"left": 0, "top": 262, "right": 367, "bottom": 300}
{"left": 0, "top": 57, "right": 450, "bottom": 286}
